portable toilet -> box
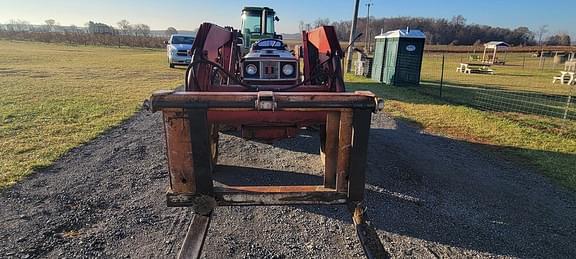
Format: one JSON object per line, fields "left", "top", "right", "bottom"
{"left": 371, "top": 28, "right": 426, "bottom": 86}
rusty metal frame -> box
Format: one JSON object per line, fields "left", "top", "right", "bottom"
{"left": 157, "top": 21, "right": 386, "bottom": 258}
{"left": 151, "top": 90, "right": 384, "bottom": 258}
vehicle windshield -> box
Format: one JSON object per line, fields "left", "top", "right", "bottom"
{"left": 242, "top": 12, "right": 261, "bottom": 34}
{"left": 171, "top": 36, "right": 194, "bottom": 44}
{"left": 242, "top": 9, "right": 275, "bottom": 35}
{"left": 265, "top": 14, "right": 275, "bottom": 34}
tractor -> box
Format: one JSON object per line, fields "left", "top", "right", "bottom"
{"left": 240, "top": 7, "right": 282, "bottom": 50}
{"left": 149, "top": 6, "right": 384, "bottom": 259}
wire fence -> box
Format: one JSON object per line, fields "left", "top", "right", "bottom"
{"left": 415, "top": 52, "right": 576, "bottom": 121}
{"left": 418, "top": 83, "right": 575, "bottom": 120}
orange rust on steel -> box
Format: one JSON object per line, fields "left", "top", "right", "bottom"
{"left": 336, "top": 111, "right": 353, "bottom": 192}
{"left": 215, "top": 185, "right": 335, "bottom": 193}
{"left": 163, "top": 110, "right": 196, "bottom": 193}
{"left": 212, "top": 186, "right": 348, "bottom": 206}
{"left": 324, "top": 112, "right": 340, "bottom": 189}
{"left": 167, "top": 185, "right": 348, "bottom": 207}
{"left": 206, "top": 108, "right": 354, "bottom": 112}
{"left": 150, "top": 91, "right": 377, "bottom": 112}
{"left": 151, "top": 90, "right": 376, "bottom": 103}
{"left": 177, "top": 213, "right": 211, "bottom": 259}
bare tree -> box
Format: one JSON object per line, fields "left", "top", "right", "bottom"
{"left": 313, "top": 18, "right": 331, "bottom": 28}
{"left": 117, "top": 19, "right": 131, "bottom": 35}
{"left": 8, "top": 19, "right": 31, "bottom": 32}
{"left": 45, "top": 19, "right": 56, "bottom": 32}
{"left": 298, "top": 20, "right": 305, "bottom": 32}
{"left": 451, "top": 15, "right": 466, "bottom": 26}
{"left": 134, "top": 24, "right": 151, "bottom": 37}
{"left": 537, "top": 25, "right": 548, "bottom": 46}
{"left": 165, "top": 27, "right": 178, "bottom": 37}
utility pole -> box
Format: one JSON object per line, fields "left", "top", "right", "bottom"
{"left": 346, "top": 0, "right": 360, "bottom": 73}
{"left": 364, "top": 2, "right": 373, "bottom": 52}
{"left": 538, "top": 25, "right": 548, "bottom": 70}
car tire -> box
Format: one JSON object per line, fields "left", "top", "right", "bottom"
{"left": 169, "top": 63, "right": 175, "bottom": 68}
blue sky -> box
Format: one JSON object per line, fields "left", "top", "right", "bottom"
{"left": 1, "top": 0, "right": 574, "bottom": 37}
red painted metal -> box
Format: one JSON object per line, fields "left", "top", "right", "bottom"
{"left": 207, "top": 111, "right": 326, "bottom": 125}
{"left": 183, "top": 23, "right": 351, "bottom": 141}
{"left": 188, "top": 23, "right": 345, "bottom": 94}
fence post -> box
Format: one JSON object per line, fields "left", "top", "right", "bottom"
{"left": 522, "top": 56, "right": 526, "bottom": 69}
{"left": 440, "top": 54, "right": 445, "bottom": 98}
{"left": 564, "top": 91, "right": 573, "bottom": 120}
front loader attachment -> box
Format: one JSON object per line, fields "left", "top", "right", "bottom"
{"left": 150, "top": 90, "right": 386, "bottom": 258}
{"left": 150, "top": 18, "right": 386, "bottom": 258}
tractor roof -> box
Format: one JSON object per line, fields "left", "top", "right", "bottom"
{"left": 242, "top": 6, "right": 275, "bottom": 13}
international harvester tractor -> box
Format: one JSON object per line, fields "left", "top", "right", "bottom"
{"left": 149, "top": 6, "right": 385, "bottom": 259}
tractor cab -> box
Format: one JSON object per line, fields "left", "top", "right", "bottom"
{"left": 240, "top": 7, "right": 281, "bottom": 49}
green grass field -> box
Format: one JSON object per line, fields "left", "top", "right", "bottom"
{"left": 421, "top": 52, "right": 575, "bottom": 96}
{"left": 0, "top": 40, "right": 181, "bottom": 188}
{"left": 1, "top": 40, "right": 574, "bottom": 192}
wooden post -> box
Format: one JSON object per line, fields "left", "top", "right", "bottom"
{"left": 440, "top": 54, "right": 445, "bottom": 98}
{"left": 187, "top": 109, "right": 214, "bottom": 195}
{"left": 163, "top": 110, "right": 197, "bottom": 194}
{"left": 323, "top": 112, "right": 340, "bottom": 189}
{"left": 348, "top": 110, "right": 372, "bottom": 202}
{"left": 522, "top": 56, "right": 526, "bottom": 69}
{"left": 539, "top": 46, "right": 545, "bottom": 70}
{"left": 336, "top": 111, "right": 353, "bottom": 192}
{"left": 493, "top": 47, "right": 497, "bottom": 64}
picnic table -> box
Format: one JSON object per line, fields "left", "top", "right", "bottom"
{"left": 456, "top": 63, "right": 494, "bottom": 74}
{"left": 553, "top": 71, "right": 575, "bottom": 85}
{"left": 565, "top": 61, "right": 576, "bottom": 72}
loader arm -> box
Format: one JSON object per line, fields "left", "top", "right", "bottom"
{"left": 150, "top": 18, "right": 386, "bottom": 259}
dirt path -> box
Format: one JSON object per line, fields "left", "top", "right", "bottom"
{"left": 1, "top": 110, "right": 575, "bottom": 258}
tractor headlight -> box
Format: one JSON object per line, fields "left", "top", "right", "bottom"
{"left": 246, "top": 64, "right": 258, "bottom": 75}
{"left": 282, "top": 64, "right": 294, "bottom": 76}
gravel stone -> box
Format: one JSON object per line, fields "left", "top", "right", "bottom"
{"left": 0, "top": 110, "right": 575, "bottom": 258}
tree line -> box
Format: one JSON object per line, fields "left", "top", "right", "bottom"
{"left": 0, "top": 19, "right": 183, "bottom": 48}
{"left": 311, "top": 16, "right": 572, "bottom": 46}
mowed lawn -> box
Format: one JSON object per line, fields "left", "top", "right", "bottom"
{"left": 420, "top": 52, "right": 575, "bottom": 96}
{"left": 0, "top": 40, "right": 181, "bottom": 188}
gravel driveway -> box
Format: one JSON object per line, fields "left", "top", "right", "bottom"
{"left": 1, "top": 110, "right": 575, "bottom": 258}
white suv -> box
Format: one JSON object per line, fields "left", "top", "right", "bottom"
{"left": 165, "top": 34, "right": 195, "bottom": 68}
